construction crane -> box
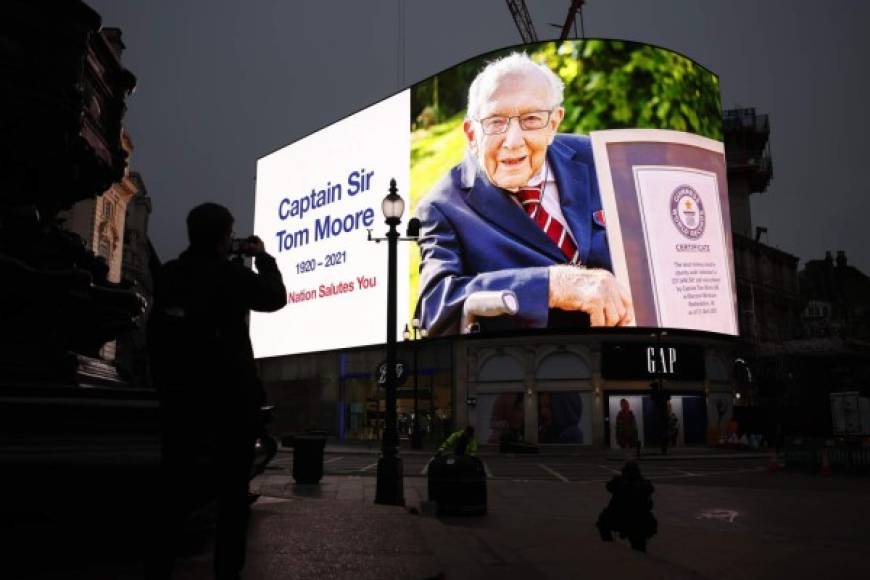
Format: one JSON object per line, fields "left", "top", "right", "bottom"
{"left": 506, "top": 1, "right": 588, "bottom": 44}
{"left": 505, "top": 0, "right": 538, "bottom": 43}
{"left": 558, "top": 0, "right": 586, "bottom": 40}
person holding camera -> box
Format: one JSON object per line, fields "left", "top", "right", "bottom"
{"left": 596, "top": 461, "right": 657, "bottom": 552}
{"left": 147, "top": 202, "right": 286, "bottom": 580}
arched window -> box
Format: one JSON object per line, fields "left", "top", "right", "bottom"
{"left": 478, "top": 353, "right": 524, "bottom": 382}
{"left": 537, "top": 352, "right": 591, "bottom": 380}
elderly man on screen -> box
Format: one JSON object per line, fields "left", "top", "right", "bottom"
{"left": 415, "top": 53, "right": 634, "bottom": 336}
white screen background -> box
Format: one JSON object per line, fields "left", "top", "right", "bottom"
{"left": 251, "top": 91, "right": 411, "bottom": 357}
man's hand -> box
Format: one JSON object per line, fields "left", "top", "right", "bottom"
{"left": 241, "top": 236, "right": 266, "bottom": 257}
{"left": 548, "top": 265, "right": 634, "bottom": 327}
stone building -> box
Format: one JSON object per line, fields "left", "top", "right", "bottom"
{"left": 59, "top": 127, "right": 144, "bottom": 361}
{"left": 800, "top": 251, "right": 870, "bottom": 340}
{"left": 61, "top": 129, "right": 142, "bottom": 284}
{"left": 115, "top": 173, "right": 155, "bottom": 387}
{"left": 724, "top": 109, "right": 801, "bottom": 417}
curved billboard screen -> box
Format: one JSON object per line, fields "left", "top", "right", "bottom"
{"left": 252, "top": 39, "right": 736, "bottom": 358}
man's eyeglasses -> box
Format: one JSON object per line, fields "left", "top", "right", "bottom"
{"left": 477, "top": 110, "right": 554, "bottom": 135}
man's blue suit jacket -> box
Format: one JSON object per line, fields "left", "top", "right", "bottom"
{"left": 415, "top": 133, "right": 612, "bottom": 337}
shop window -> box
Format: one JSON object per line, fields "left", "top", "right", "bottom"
{"left": 538, "top": 391, "right": 592, "bottom": 445}
{"left": 641, "top": 395, "right": 707, "bottom": 448}
{"left": 476, "top": 392, "right": 525, "bottom": 445}
{"left": 341, "top": 367, "right": 453, "bottom": 447}
{"left": 607, "top": 394, "right": 708, "bottom": 449}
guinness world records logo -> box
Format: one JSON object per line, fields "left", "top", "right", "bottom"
{"left": 670, "top": 185, "right": 705, "bottom": 239}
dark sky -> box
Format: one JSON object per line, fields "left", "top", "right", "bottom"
{"left": 88, "top": 0, "right": 870, "bottom": 273}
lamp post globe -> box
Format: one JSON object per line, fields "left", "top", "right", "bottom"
{"left": 382, "top": 179, "right": 404, "bottom": 223}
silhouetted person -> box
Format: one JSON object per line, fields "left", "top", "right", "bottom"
{"left": 667, "top": 401, "right": 679, "bottom": 448}
{"left": 615, "top": 398, "right": 639, "bottom": 450}
{"left": 596, "top": 461, "right": 657, "bottom": 552}
{"left": 146, "top": 203, "right": 286, "bottom": 580}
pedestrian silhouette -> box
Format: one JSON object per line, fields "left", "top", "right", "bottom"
{"left": 596, "top": 461, "right": 657, "bottom": 552}
{"left": 145, "top": 203, "right": 286, "bottom": 579}
{"left": 615, "top": 398, "right": 639, "bottom": 449}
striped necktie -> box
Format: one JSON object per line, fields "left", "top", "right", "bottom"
{"left": 514, "top": 187, "right": 579, "bottom": 264}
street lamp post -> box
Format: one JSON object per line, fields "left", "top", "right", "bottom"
{"left": 403, "top": 319, "right": 427, "bottom": 450}
{"left": 734, "top": 358, "right": 752, "bottom": 405}
{"left": 652, "top": 330, "right": 669, "bottom": 455}
{"left": 369, "top": 178, "right": 420, "bottom": 506}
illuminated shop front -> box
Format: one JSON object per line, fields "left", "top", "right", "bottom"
{"left": 259, "top": 329, "right": 735, "bottom": 449}
{"left": 259, "top": 339, "right": 456, "bottom": 447}
{"left": 455, "top": 330, "right": 734, "bottom": 448}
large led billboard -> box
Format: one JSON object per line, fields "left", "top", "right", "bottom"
{"left": 252, "top": 39, "right": 736, "bottom": 358}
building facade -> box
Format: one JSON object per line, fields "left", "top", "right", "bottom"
{"left": 61, "top": 129, "right": 141, "bottom": 285}
{"left": 115, "top": 173, "right": 154, "bottom": 387}
{"left": 60, "top": 129, "right": 143, "bottom": 361}
{"left": 259, "top": 329, "right": 735, "bottom": 449}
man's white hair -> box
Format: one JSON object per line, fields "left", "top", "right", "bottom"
{"left": 466, "top": 52, "right": 564, "bottom": 121}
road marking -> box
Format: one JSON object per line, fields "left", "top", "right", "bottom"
{"left": 254, "top": 496, "right": 293, "bottom": 505}
{"left": 324, "top": 456, "right": 344, "bottom": 464}
{"left": 643, "top": 467, "right": 762, "bottom": 481}
{"left": 360, "top": 462, "right": 378, "bottom": 472}
{"left": 697, "top": 509, "right": 739, "bottom": 523}
{"left": 598, "top": 464, "right": 621, "bottom": 474}
{"left": 537, "top": 464, "right": 569, "bottom": 482}
{"left": 669, "top": 467, "right": 698, "bottom": 477}
{"left": 483, "top": 462, "right": 494, "bottom": 479}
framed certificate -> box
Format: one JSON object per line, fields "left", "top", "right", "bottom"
{"left": 591, "top": 129, "right": 738, "bottom": 335}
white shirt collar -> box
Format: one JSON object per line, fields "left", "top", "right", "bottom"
{"left": 527, "top": 161, "right": 554, "bottom": 190}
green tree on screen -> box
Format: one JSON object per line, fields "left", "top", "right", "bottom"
{"left": 534, "top": 40, "right": 722, "bottom": 140}
{"left": 411, "top": 39, "right": 722, "bottom": 140}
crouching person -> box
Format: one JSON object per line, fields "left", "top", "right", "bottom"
{"left": 439, "top": 425, "right": 478, "bottom": 456}
{"left": 430, "top": 426, "right": 486, "bottom": 515}
{"left": 596, "top": 461, "right": 657, "bottom": 552}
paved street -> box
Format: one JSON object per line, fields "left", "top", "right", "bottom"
{"left": 246, "top": 457, "right": 870, "bottom": 580}
{"left": 4, "top": 446, "right": 870, "bottom": 579}
{"left": 268, "top": 448, "right": 770, "bottom": 485}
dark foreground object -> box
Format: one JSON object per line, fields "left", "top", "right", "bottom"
{"left": 290, "top": 431, "right": 327, "bottom": 484}
{"left": 596, "top": 461, "right": 657, "bottom": 552}
{"left": 428, "top": 454, "right": 487, "bottom": 515}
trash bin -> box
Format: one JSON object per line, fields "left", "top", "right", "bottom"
{"left": 290, "top": 431, "right": 327, "bottom": 484}
{"left": 427, "top": 453, "right": 487, "bottom": 515}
